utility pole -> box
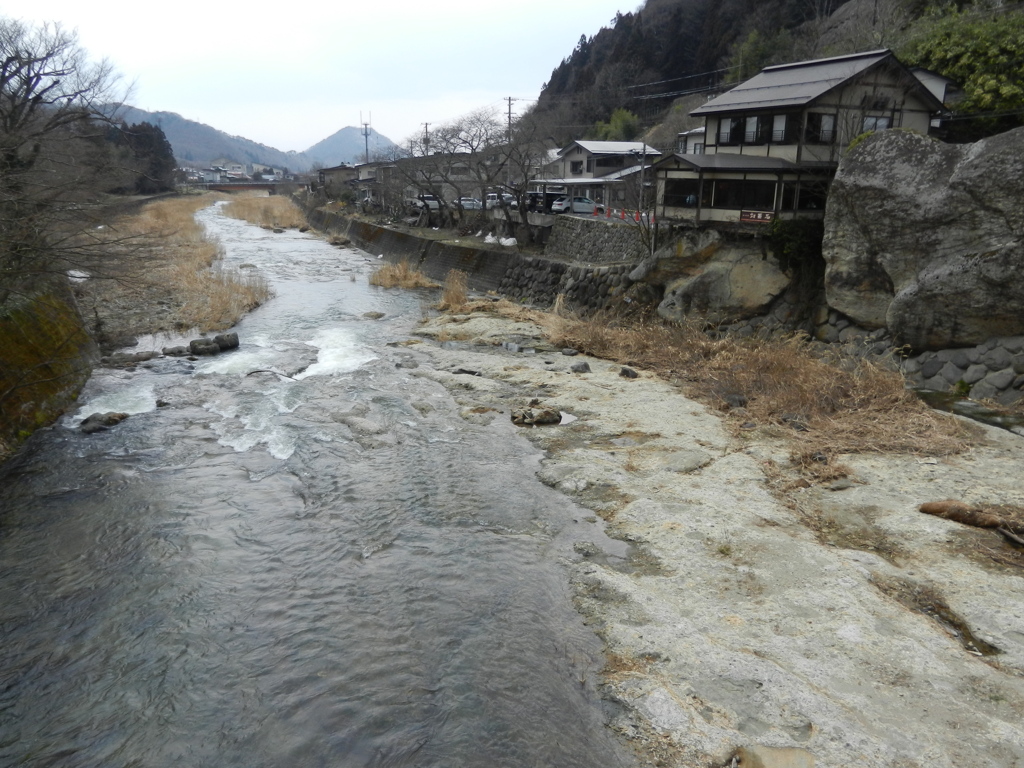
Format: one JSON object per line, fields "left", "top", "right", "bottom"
{"left": 360, "top": 112, "right": 372, "bottom": 164}
{"left": 505, "top": 97, "right": 517, "bottom": 143}
{"left": 422, "top": 122, "right": 431, "bottom": 154}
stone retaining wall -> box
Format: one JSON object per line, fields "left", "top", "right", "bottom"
{"left": 545, "top": 215, "right": 647, "bottom": 264}
{"left": 903, "top": 338, "right": 1024, "bottom": 405}
{"left": 303, "top": 206, "right": 651, "bottom": 312}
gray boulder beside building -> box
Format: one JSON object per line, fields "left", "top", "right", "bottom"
{"left": 823, "top": 127, "right": 1024, "bottom": 350}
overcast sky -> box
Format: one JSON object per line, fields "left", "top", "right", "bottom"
{"left": 12, "top": 0, "right": 635, "bottom": 152}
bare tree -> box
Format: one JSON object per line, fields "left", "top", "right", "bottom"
{"left": 1, "top": 17, "right": 131, "bottom": 303}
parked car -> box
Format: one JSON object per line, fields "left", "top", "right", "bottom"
{"left": 485, "top": 193, "right": 518, "bottom": 209}
{"left": 551, "top": 196, "right": 600, "bottom": 214}
{"left": 455, "top": 197, "right": 483, "bottom": 210}
{"left": 409, "top": 194, "right": 440, "bottom": 210}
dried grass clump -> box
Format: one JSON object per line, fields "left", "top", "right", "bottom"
{"left": 83, "top": 194, "right": 271, "bottom": 335}
{"left": 437, "top": 269, "right": 468, "bottom": 311}
{"left": 541, "top": 309, "right": 973, "bottom": 456}
{"left": 222, "top": 195, "right": 307, "bottom": 229}
{"left": 369, "top": 260, "right": 438, "bottom": 289}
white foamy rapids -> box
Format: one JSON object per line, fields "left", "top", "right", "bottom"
{"left": 296, "top": 328, "right": 376, "bottom": 379}
{"left": 194, "top": 335, "right": 283, "bottom": 377}
{"left": 204, "top": 393, "right": 298, "bottom": 460}
{"left": 67, "top": 383, "right": 157, "bottom": 426}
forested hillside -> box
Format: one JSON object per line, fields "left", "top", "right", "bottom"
{"left": 533, "top": 0, "right": 1024, "bottom": 144}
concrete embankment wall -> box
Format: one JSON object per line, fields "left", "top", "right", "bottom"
{"left": 304, "top": 207, "right": 653, "bottom": 312}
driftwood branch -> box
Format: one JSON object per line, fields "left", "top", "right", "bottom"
{"left": 246, "top": 369, "right": 298, "bottom": 381}
{"left": 920, "top": 500, "right": 1024, "bottom": 538}
{"left": 919, "top": 500, "right": 1003, "bottom": 528}
{"left": 997, "top": 527, "right": 1024, "bottom": 547}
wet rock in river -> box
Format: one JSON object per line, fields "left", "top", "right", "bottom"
{"left": 80, "top": 412, "right": 129, "bottom": 434}
{"left": 189, "top": 338, "right": 221, "bottom": 356}
{"left": 512, "top": 407, "right": 562, "bottom": 426}
{"left": 214, "top": 332, "right": 239, "bottom": 350}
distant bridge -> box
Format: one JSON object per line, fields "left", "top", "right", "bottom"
{"left": 187, "top": 181, "right": 300, "bottom": 194}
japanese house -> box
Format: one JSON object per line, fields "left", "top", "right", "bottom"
{"left": 654, "top": 49, "right": 946, "bottom": 225}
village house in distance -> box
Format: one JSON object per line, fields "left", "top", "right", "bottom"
{"left": 652, "top": 49, "right": 951, "bottom": 226}
{"left": 315, "top": 49, "right": 958, "bottom": 228}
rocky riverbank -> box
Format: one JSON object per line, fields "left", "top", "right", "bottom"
{"left": 56, "top": 198, "right": 1024, "bottom": 766}
{"left": 407, "top": 305, "right": 1024, "bottom": 768}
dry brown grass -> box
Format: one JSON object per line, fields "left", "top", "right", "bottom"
{"left": 542, "top": 310, "right": 973, "bottom": 456}
{"left": 437, "top": 269, "right": 468, "bottom": 311}
{"left": 428, "top": 295, "right": 973, "bottom": 457}
{"left": 369, "top": 260, "right": 438, "bottom": 289}
{"left": 222, "top": 194, "right": 307, "bottom": 229}
{"left": 82, "top": 195, "right": 271, "bottom": 338}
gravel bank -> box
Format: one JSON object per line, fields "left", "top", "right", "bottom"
{"left": 412, "top": 308, "right": 1024, "bottom": 768}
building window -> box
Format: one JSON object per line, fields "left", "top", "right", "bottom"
{"left": 862, "top": 115, "right": 891, "bottom": 132}
{"left": 718, "top": 117, "right": 743, "bottom": 145}
{"left": 805, "top": 113, "right": 835, "bottom": 144}
{"left": 664, "top": 179, "right": 700, "bottom": 208}
{"left": 797, "top": 179, "right": 829, "bottom": 210}
{"left": 712, "top": 179, "right": 743, "bottom": 208}
{"left": 570, "top": 161, "right": 583, "bottom": 175}
{"left": 782, "top": 181, "right": 797, "bottom": 210}
{"left": 772, "top": 114, "right": 788, "bottom": 142}
{"left": 710, "top": 179, "right": 777, "bottom": 209}
{"left": 744, "top": 115, "right": 770, "bottom": 144}
{"left": 692, "top": 143, "right": 704, "bottom": 154}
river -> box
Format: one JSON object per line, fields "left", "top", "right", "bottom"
{"left": 0, "top": 203, "right": 636, "bottom": 767}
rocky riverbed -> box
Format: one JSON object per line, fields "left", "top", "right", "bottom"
{"left": 409, "top": 307, "right": 1024, "bottom": 768}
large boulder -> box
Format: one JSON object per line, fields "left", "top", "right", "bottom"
{"left": 823, "top": 127, "right": 1024, "bottom": 350}
{"left": 656, "top": 230, "right": 790, "bottom": 323}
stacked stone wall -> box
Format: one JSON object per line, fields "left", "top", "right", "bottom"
{"left": 546, "top": 215, "right": 646, "bottom": 264}
{"left": 903, "top": 338, "right": 1024, "bottom": 405}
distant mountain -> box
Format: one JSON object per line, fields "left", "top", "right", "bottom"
{"left": 304, "top": 126, "right": 397, "bottom": 168}
{"left": 110, "top": 106, "right": 396, "bottom": 172}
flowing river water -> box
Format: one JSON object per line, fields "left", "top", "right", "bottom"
{"left": 0, "top": 203, "right": 637, "bottom": 767}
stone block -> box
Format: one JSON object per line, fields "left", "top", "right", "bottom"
{"left": 920, "top": 358, "right": 945, "bottom": 379}
{"left": 962, "top": 364, "right": 988, "bottom": 384}
{"left": 996, "top": 388, "right": 1023, "bottom": 406}
{"left": 982, "top": 346, "right": 1013, "bottom": 371}
{"left": 971, "top": 380, "right": 999, "bottom": 400}
{"left": 940, "top": 361, "right": 966, "bottom": 384}
{"left": 814, "top": 325, "right": 837, "bottom": 343}
{"left": 986, "top": 368, "right": 1016, "bottom": 390}
{"left": 997, "top": 336, "right": 1024, "bottom": 353}
{"left": 838, "top": 326, "right": 867, "bottom": 344}
{"left": 948, "top": 349, "right": 970, "bottom": 368}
